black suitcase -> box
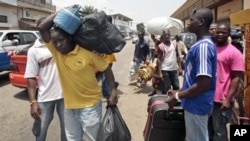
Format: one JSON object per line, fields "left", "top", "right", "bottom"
{"left": 143, "top": 94, "right": 186, "bottom": 141}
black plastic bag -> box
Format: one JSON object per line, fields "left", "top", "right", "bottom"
{"left": 97, "top": 105, "right": 131, "bottom": 141}
{"left": 74, "top": 11, "right": 126, "bottom": 54}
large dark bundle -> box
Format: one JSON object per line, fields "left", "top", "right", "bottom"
{"left": 74, "top": 11, "right": 126, "bottom": 54}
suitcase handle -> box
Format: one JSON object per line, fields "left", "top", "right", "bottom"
{"left": 165, "top": 107, "right": 184, "bottom": 121}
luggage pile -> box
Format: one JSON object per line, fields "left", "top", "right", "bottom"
{"left": 53, "top": 4, "right": 126, "bottom": 54}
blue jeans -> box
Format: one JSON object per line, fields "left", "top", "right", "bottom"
{"left": 185, "top": 110, "right": 211, "bottom": 141}
{"left": 37, "top": 99, "right": 66, "bottom": 141}
{"left": 161, "top": 70, "right": 179, "bottom": 94}
{"left": 64, "top": 101, "right": 102, "bottom": 141}
{"left": 101, "top": 64, "right": 113, "bottom": 98}
{"left": 210, "top": 102, "right": 233, "bottom": 141}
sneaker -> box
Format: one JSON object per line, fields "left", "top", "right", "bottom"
{"left": 148, "top": 91, "right": 157, "bottom": 96}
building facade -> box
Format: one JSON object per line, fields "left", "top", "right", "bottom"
{"left": 0, "top": 0, "right": 55, "bottom": 30}
{"left": 110, "top": 13, "right": 133, "bottom": 37}
{"left": 171, "top": 0, "right": 248, "bottom": 31}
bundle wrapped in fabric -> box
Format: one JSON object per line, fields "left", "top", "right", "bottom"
{"left": 146, "top": 17, "right": 184, "bottom": 35}
{"left": 74, "top": 11, "right": 126, "bottom": 54}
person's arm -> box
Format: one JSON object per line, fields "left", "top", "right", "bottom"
{"left": 103, "top": 67, "right": 118, "bottom": 105}
{"left": 221, "top": 71, "right": 243, "bottom": 109}
{"left": 37, "top": 13, "right": 57, "bottom": 43}
{"left": 156, "top": 46, "right": 163, "bottom": 80}
{"left": 27, "top": 78, "right": 41, "bottom": 119}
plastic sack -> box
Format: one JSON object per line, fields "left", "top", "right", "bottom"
{"left": 74, "top": 11, "right": 126, "bottom": 54}
{"left": 146, "top": 17, "right": 184, "bottom": 35}
{"left": 97, "top": 105, "right": 131, "bottom": 141}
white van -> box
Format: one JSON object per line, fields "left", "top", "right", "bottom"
{"left": 0, "top": 30, "right": 40, "bottom": 71}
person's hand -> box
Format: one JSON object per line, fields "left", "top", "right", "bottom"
{"left": 159, "top": 73, "right": 164, "bottom": 81}
{"left": 107, "top": 92, "right": 118, "bottom": 106}
{"left": 219, "top": 99, "right": 230, "bottom": 110}
{"left": 30, "top": 103, "right": 41, "bottom": 119}
{"left": 167, "top": 90, "right": 178, "bottom": 109}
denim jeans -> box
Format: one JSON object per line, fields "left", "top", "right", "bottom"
{"left": 211, "top": 102, "right": 233, "bottom": 141}
{"left": 101, "top": 64, "right": 113, "bottom": 98}
{"left": 185, "top": 110, "right": 211, "bottom": 141}
{"left": 161, "top": 70, "right": 179, "bottom": 94}
{"left": 64, "top": 101, "right": 102, "bottom": 141}
{"left": 37, "top": 99, "right": 66, "bottom": 141}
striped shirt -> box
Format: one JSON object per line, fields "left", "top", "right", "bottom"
{"left": 181, "top": 37, "right": 217, "bottom": 115}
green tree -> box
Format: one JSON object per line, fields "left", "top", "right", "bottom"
{"left": 136, "top": 23, "right": 145, "bottom": 32}
{"left": 81, "top": 5, "right": 98, "bottom": 15}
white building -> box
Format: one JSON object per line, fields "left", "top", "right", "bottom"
{"left": 110, "top": 13, "right": 133, "bottom": 38}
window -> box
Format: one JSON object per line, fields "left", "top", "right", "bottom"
{"left": 41, "top": 0, "right": 45, "bottom": 4}
{"left": 21, "top": 33, "right": 37, "bottom": 44}
{"left": 0, "top": 15, "right": 7, "bottom": 23}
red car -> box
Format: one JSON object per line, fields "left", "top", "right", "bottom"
{"left": 9, "top": 45, "right": 38, "bottom": 89}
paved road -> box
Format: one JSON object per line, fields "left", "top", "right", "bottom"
{"left": 0, "top": 40, "right": 183, "bottom": 141}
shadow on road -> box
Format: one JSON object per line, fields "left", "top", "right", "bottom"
{"left": 0, "top": 71, "right": 10, "bottom": 87}
{"left": 14, "top": 89, "right": 29, "bottom": 101}
{"left": 133, "top": 85, "right": 153, "bottom": 94}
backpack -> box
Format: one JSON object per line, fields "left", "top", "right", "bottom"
{"left": 74, "top": 11, "right": 126, "bottom": 54}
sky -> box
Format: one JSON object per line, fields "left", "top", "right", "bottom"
{"left": 52, "top": 0, "right": 187, "bottom": 29}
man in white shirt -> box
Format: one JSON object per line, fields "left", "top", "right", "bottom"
{"left": 24, "top": 17, "right": 66, "bottom": 141}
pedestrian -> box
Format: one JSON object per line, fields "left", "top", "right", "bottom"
{"left": 148, "top": 35, "right": 162, "bottom": 96}
{"left": 151, "top": 29, "right": 180, "bottom": 96}
{"left": 209, "top": 22, "right": 244, "bottom": 141}
{"left": 129, "top": 30, "right": 150, "bottom": 85}
{"left": 167, "top": 8, "right": 217, "bottom": 141}
{"left": 25, "top": 17, "right": 66, "bottom": 141}
{"left": 175, "top": 35, "right": 187, "bottom": 75}
{"left": 37, "top": 13, "right": 118, "bottom": 141}
{"left": 209, "top": 22, "right": 217, "bottom": 43}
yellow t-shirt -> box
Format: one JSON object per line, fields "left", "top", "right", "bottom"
{"left": 102, "top": 53, "right": 116, "bottom": 64}
{"left": 45, "top": 41, "right": 108, "bottom": 109}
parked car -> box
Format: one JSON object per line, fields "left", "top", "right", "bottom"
{"left": 0, "top": 30, "right": 40, "bottom": 71}
{"left": 179, "top": 32, "right": 197, "bottom": 50}
{"left": 0, "top": 46, "right": 10, "bottom": 72}
{"left": 9, "top": 41, "right": 38, "bottom": 89}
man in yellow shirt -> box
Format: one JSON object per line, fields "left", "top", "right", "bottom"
{"left": 38, "top": 13, "right": 118, "bottom": 141}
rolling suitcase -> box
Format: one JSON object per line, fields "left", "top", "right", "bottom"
{"left": 143, "top": 94, "right": 186, "bottom": 141}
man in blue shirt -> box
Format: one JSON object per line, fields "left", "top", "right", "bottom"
{"left": 167, "top": 8, "right": 217, "bottom": 141}
{"left": 129, "top": 31, "right": 149, "bottom": 85}
{"left": 133, "top": 31, "right": 150, "bottom": 65}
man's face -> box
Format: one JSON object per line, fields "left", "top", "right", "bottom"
{"left": 161, "top": 30, "right": 171, "bottom": 42}
{"left": 188, "top": 14, "right": 200, "bottom": 33}
{"left": 50, "top": 30, "right": 72, "bottom": 54}
{"left": 215, "top": 24, "right": 229, "bottom": 44}
{"left": 138, "top": 32, "right": 144, "bottom": 40}
{"left": 209, "top": 24, "right": 217, "bottom": 37}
